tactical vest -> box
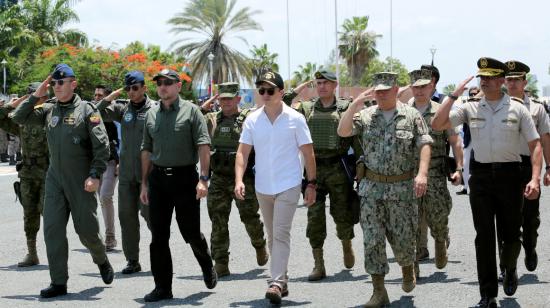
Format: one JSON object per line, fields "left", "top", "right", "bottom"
{"left": 210, "top": 109, "right": 251, "bottom": 175}
{"left": 301, "top": 99, "right": 348, "bottom": 155}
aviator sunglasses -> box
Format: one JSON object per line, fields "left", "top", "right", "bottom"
{"left": 156, "top": 79, "right": 175, "bottom": 87}
{"left": 49, "top": 79, "right": 71, "bottom": 87}
{"left": 125, "top": 84, "right": 141, "bottom": 92}
{"left": 258, "top": 87, "right": 276, "bottom": 96}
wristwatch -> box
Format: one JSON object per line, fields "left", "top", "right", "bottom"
{"left": 199, "top": 175, "right": 210, "bottom": 182}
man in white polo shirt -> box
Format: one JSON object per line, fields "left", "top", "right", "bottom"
{"left": 235, "top": 70, "right": 316, "bottom": 305}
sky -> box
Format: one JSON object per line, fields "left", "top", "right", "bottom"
{"left": 68, "top": 0, "right": 550, "bottom": 94}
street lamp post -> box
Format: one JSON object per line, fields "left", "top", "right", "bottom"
{"left": 1, "top": 59, "right": 7, "bottom": 95}
{"left": 430, "top": 45, "right": 437, "bottom": 65}
{"left": 207, "top": 52, "right": 214, "bottom": 97}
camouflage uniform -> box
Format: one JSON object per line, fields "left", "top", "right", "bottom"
{"left": 295, "top": 98, "right": 355, "bottom": 248}
{"left": 410, "top": 100, "right": 455, "bottom": 253}
{"left": 0, "top": 105, "right": 48, "bottom": 242}
{"left": 352, "top": 103, "right": 432, "bottom": 275}
{"left": 205, "top": 83, "right": 265, "bottom": 268}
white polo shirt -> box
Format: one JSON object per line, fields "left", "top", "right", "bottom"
{"left": 240, "top": 103, "right": 313, "bottom": 195}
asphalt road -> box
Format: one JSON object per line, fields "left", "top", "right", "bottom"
{"left": 0, "top": 164, "right": 549, "bottom": 307}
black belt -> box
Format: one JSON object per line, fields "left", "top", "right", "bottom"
{"left": 470, "top": 160, "right": 520, "bottom": 171}
{"left": 153, "top": 164, "right": 195, "bottom": 176}
{"left": 520, "top": 155, "right": 531, "bottom": 166}
{"left": 316, "top": 156, "right": 341, "bottom": 164}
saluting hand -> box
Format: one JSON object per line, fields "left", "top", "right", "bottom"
{"left": 196, "top": 180, "right": 208, "bottom": 200}
{"left": 524, "top": 179, "right": 540, "bottom": 200}
{"left": 201, "top": 94, "right": 219, "bottom": 111}
{"left": 452, "top": 76, "right": 475, "bottom": 98}
{"left": 34, "top": 76, "right": 51, "bottom": 99}
{"left": 234, "top": 181, "right": 246, "bottom": 200}
{"left": 104, "top": 88, "right": 123, "bottom": 102}
{"left": 351, "top": 88, "right": 374, "bottom": 112}
{"left": 84, "top": 177, "right": 100, "bottom": 192}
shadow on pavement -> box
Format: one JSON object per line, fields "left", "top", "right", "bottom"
{"left": 519, "top": 273, "right": 548, "bottom": 285}
{"left": 498, "top": 297, "right": 521, "bottom": 308}
{"left": 0, "top": 264, "right": 48, "bottom": 271}
{"left": 229, "top": 298, "right": 312, "bottom": 307}
{"left": 133, "top": 291, "right": 213, "bottom": 307}
{"left": 80, "top": 270, "right": 153, "bottom": 279}
{"left": 417, "top": 271, "right": 461, "bottom": 284}
{"left": 2, "top": 286, "right": 108, "bottom": 302}
{"left": 177, "top": 268, "right": 269, "bottom": 282}
{"left": 289, "top": 269, "right": 368, "bottom": 283}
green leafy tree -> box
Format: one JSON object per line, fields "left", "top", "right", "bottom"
{"left": 168, "top": 0, "right": 262, "bottom": 86}
{"left": 249, "top": 43, "right": 279, "bottom": 81}
{"left": 338, "top": 16, "right": 381, "bottom": 86}
{"left": 526, "top": 74, "right": 539, "bottom": 98}
{"left": 361, "top": 57, "right": 409, "bottom": 87}
{"left": 443, "top": 84, "right": 456, "bottom": 96}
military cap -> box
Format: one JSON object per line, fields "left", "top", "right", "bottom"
{"left": 125, "top": 71, "right": 145, "bottom": 86}
{"left": 421, "top": 64, "right": 440, "bottom": 83}
{"left": 152, "top": 68, "right": 180, "bottom": 82}
{"left": 27, "top": 82, "right": 42, "bottom": 94}
{"left": 373, "top": 72, "right": 398, "bottom": 91}
{"left": 255, "top": 70, "right": 284, "bottom": 89}
{"left": 218, "top": 82, "right": 240, "bottom": 98}
{"left": 409, "top": 69, "right": 432, "bottom": 87}
{"left": 314, "top": 69, "right": 337, "bottom": 81}
{"left": 504, "top": 60, "right": 530, "bottom": 79}
{"left": 52, "top": 63, "right": 75, "bottom": 79}
{"left": 476, "top": 57, "right": 508, "bottom": 77}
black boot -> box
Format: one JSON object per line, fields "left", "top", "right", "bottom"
{"left": 99, "top": 259, "right": 114, "bottom": 284}
{"left": 503, "top": 268, "right": 518, "bottom": 296}
{"left": 203, "top": 266, "right": 218, "bottom": 289}
{"left": 525, "top": 249, "right": 538, "bottom": 272}
{"left": 122, "top": 260, "right": 142, "bottom": 275}
{"left": 8, "top": 155, "right": 15, "bottom": 165}
{"left": 474, "top": 296, "right": 497, "bottom": 308}
{"left": 40, "top": 284, "right": 67, "bottom": 298}
{"left": 144, "top": 287, "right": 173, "bottom": 302}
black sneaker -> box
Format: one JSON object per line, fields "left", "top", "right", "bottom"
{"left": 40, "top": 284, "right": 67, "bottom": 298}
{"left": 456, "top": 188, "right": 468, "bottom": 195}
{"left": 121, "top": 260, "right": 142, "bottom": 275}
{"left": 144, "top": 288, "right": 173, "bottom": 302}
{"left": 203, "top": 266, "right": 218, "bottom": 289}
{"left": 99, "top": 259, "right": 114, "bottom": 284}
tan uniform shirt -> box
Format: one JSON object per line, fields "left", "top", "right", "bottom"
{"left": 518, "top": 95, "right": 550, "bottom": 156}
{"left": 449, "top": 94, "right": 539, "bottom": 163}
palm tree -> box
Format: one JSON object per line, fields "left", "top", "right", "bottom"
{"left": 20, "top": 0, "right": 87, "bottom": 47}
{"left": 338, "top": 16, "right": 381, "bottom": 86}
{"left": 168, "top": 0, "right": 262, "bottom": 86}
{"left": 249, "top": 43, "right": 279, "bottom": 81}
{"left": 0, "top": 4, "right": 39, "bottom": 58}
{"left": 293, "top": 62, "right": 319, "bottom": 84}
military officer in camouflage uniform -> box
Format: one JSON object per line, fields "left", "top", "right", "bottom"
{"left": 432, "top": 58, "right": 541, "bottom": 308}
{"left": 500, "top": 60, "right": 550, "bottom": 274}
{"left": 11, "top": 64, "right": 113, "bottom": 298}
{"left": 0, "top": 83, "right": 48, "bottom": 267}
{"left": 338, "top": 72, "right": 433, "bottom": 307}
{"left": 294, "top": 69, "right": 357, "bottom": 281}
{"left": 408, "top": 69, "right": 463, "bottom": 276}
{"left": 204, "top": 82, "right": 267, "bottom": 277}
{"left": 96, "top": 71, "right": 154, "bottom": 274}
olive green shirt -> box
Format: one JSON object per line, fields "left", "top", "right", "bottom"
{"left": 141, "top": 96, "right": 210, "bottom": 167}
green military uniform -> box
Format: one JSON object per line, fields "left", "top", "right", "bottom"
{"left": 0, "top": 94, "right": 49, "bottom": 266}
{"left": 97, "top": 94, "right": 155, "bottom": 264}
{"left": 204, "top": 83, "right": 266, "bottom": 272}
{"left": 11, "top": 92, "right": 110, "bottom": 286}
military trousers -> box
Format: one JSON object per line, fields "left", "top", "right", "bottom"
{"left": 20, "top": 177, "right": 45, "bottom": 241}
{"left": 118, "top": 178, "right": 150, "bottom": 262}
{"left": 360, "top": 190, "right": 418, "bottom": 275}
{"left": 306, "top": 163, "right": 355, "bottom": 249}
{"left": 207, "top": 173, "right": 265, "bottom": 265}
{"left": 43, "top": 170, "right": 107, "bottom": 285}
{"left": 148, "top": 165, "right": 213, "bottom": 290}
{"left": 416, "top": 175, "right": 452, "bottom": 252}
{"left": 469, "top": 162, "right": 523, "bottom": 298}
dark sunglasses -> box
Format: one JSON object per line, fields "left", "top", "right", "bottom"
{"left": 258, "top": 87, "right": 276, "bottom": 96}
{"left": 49, "top": 79, "right": 71, "bottom": 87}
{"left": 125, "top": 84, "right": 141, "bottom": 92}
{"left": 156, "top": 79, "right": 175, "bottom": 87}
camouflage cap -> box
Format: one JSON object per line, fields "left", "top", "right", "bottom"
{"left": 476, "top": 57, "right": 508, "bottom": 77}
{"left": 409, "top": 69, "right": 432, "bottom": 87}
{"left": 152, "top": 68, "right": 180, "bottom": 81}
{"left": 218, "top": 82, "right": 240, "bottom": 98}
{"left": 504, "top": 60, "right": 530, "bottom": 79}
{"left": 314, "top": 69, "right": 337, "bottom": 81}
{"left": 373, "top": 72, "right": 398, "bottom": 90}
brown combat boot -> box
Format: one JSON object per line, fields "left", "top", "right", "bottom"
{"left": 365, "top": 274, "right": 390, "bottom": 308}
{"left": 435, "top": 239, "right": 448, "bottom": 269}
{"left": 214, "top": 262, "right": 230, "bottom": 278}
{"left": 18, "top": 239, "right": 39, "bottom": 267}
{"left": 255, "top": 246, "right": 269, "bottom": 266}
{"left": 401, "top": 264, "right": 416, "bottom": 293}
{"left": 307, "top": 248, "right": 326, "bottom": 281}
{"left": 342, "top": 240, "right": 355, "bottom": 269}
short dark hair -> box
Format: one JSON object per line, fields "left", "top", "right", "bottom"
{"left": 95, "top": 85, "right": 112, "bottom": 96}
